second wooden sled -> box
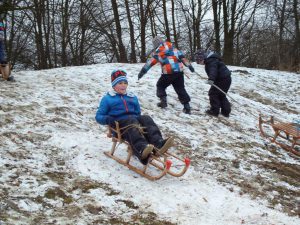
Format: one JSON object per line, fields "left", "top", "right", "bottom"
{"left": 259, "top": 114, "right": 300, "bottom": 157}
{"left": 104, "top": 122, "right": 191, "bottom": 181}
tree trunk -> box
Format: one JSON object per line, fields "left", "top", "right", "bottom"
{"left": 79, "top": 2, "right": 85, "bottom": 65}
{"left": 277, "top": 0, "right": 287, "bottom": 67}
{"left": 222, "top": 0, "right": 237, "bottom": 64}
{"left": 162, "top": 0, "right": 170, "bottom": 41}
{"left": 61, "top": 0, "right": 70, "bottom": 67}
{"left": 111, "top": 0, "right": 128, "bottom": 63}
{"left": 33, "top": 0, "right": 47, "bottom": 69}
{"left": 139, "top": 0, "right": 147, "bottom": 62}
{"left": 125, "top": 0, "right": 137, "bottom": 63}
{"left": 293, "top": 0, "right": 300, "bottom": 69}
{"left": 171, "top": 0, "right": 178, "bottom": 47}
{"left": 212, "top": 0, "right": 221, "bottom": 53}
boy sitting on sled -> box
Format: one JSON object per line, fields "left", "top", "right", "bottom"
{"left": 95, "top": 69, "right": 174, "bottom": 165}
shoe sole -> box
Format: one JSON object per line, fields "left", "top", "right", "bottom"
{"left": 221, "top": 114, "right": 229, "bottom": 117}
{"left": 159, "top": 137, "right": 174, "bottom": 154}
{"left": 206, "top": 111, "right": 218, "bottom": 117}
{"left": 157, "top": 105, "right": 167, "bottom": 108}
{"left": 141, "top": 144, "right": 154, "bottom": 160}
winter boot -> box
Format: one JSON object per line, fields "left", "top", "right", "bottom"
{"left": 221, "top": 112, "right": 230, "bottom": 117}
{"left": 6, "top": 76, "right": 15, "bottom": 82}
{"left": 221, "top": 107, "right": 231, "bottom": 118}
{"left": 141, "top": 144, "right": 154, "bottom": 160}
{"left": 205, "top": 109, "right": 218, "bottom": 117}
{"left": 158, "top": 137, "right": 174, "bottom": 155}
{"left": 157, "top": 97, "right": 167, "bottom": 108}
{"left": 183, "top": 103, "right": 191, "bottom": 114}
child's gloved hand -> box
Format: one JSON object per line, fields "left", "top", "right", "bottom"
{"left": 138, "top": 70, "right": 146, "bottom": 80}
{"left": 106, "top": 116, "right": 115, "bottom": 126}
{"left": 188, "top": 65, "right": 195, "bottom": 73}
{"left": 206, "top": 80, "right": 214, "bottom": 85}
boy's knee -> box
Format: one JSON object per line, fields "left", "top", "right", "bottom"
{"left": 138, "top": 115, "right": 153, "bottom": 124}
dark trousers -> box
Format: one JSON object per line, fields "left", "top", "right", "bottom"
{"left": 208, "top": 76, "right": 231, "bottom": 115}
{"left": 0, "top": 41, "right": 7, "bottom": 63}
{"left": 156, "top": 72, "right": 190, "bottom": 104}
{"left": 115, "top": 115, "right": 163, "bottom": 164}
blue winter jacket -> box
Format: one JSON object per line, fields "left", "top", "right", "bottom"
{"left": 95, "top": 90, "right": 141, "bottom": 125}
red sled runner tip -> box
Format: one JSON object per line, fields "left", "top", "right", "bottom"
{"left": 184, "top": 158, "right": 191, "bottom": 167}
{"left": 166, "top": 160, "right": 172, "bottom": 170}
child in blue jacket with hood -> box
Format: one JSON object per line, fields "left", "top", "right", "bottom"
{"left": 95, "top": 69, "right": 174, "bottom": 165}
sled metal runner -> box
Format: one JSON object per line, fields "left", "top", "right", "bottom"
{"left": 259, "top": 114, "right": 300, "bottom": 157}
{"left": 0, "top": 63, "right": 12, "bottom": 80}
{"left": 104, "top": 122, "right": 190, "bottom": 181}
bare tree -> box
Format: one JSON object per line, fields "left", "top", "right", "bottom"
{"left": 171, "top": 0, "right": 178, "bottom": 46}
{"left": 137, "top": 0, "right": 157, "bottom": 62}
{"left": 110, "top": 0, "right": 128, "bottom": 62}
{"left": 292, "top": 0, "right": 300, "bottom": 70}
{"left": 60, "top": 0, "right": 71, "bottom": 67}
{"left": 162, "top": 0, "right": 170, "bottom": 41}
{"left": 177, "top": 0, "right": 210, "bottom": 54}
{"left": 1, "top": 0, "right": 299, "bottom": 72}
{"left": 124, "top": 0, "right": 137, "bottom": 63}
{"left": 211, "top": 0, "right": 221, "bottom": 53}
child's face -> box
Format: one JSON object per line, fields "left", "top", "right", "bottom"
{"left": 113, "top": 81, "right": 128, "bottom": 94}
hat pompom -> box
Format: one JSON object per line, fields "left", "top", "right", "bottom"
{"left": 194, "top": 49, "right": 207, "bottom": 61}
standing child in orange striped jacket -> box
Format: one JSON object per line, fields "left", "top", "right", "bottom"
{"left": 138, "top": 36, "right": 195, "bottom": 114}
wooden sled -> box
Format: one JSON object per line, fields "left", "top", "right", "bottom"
{"left": 259, "top": 114, "right": 300, "bottom": 157}
{"left": 104, "top": 122, "right": 191, "bottom": 181}
{"left": 0, "top": 62, "right": 12, "bottom": 80}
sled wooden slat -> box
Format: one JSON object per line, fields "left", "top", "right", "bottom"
{"left": 272, "top": 123, "right": 300, "bottom": 138}
{"left": 259, "top": 114, "right": 300, "bottom": 157}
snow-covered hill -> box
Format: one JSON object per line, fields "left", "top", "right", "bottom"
{"left": 0, "top": 63, "right": 299, "bottom": 225}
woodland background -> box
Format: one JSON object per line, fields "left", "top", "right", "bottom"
{"left": 1, "top": 0, "right": 300, "bottom": 72}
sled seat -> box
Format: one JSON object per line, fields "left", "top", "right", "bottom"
{"left": 104, "top": 121, "right": 190, "bottom": 180}
{"left": 272, "top": 122, "right": 300, "bottom": 139}
{"left": 259, "top": 114, "right": 300, "bottom": 157}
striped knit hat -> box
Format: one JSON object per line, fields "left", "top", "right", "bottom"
{"left": 152, "top": 36, "right": 163, "bottom": 49}
{"left": 111, "top": 69, "right": 128, "bottom": 87}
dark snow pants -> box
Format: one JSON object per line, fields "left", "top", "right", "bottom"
{"left": 115, "top": 115, "right": 163, "bottom": 164}
{"left": 208, "top": 76, "right": 232, "bottom": 116}
{"left": 156, "top": 72, "right": 190, "bottom": 104}
{"left": 0, "top": 40, "right": 7, "bottom": 63}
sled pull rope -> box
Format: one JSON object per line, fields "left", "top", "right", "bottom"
{"left": 194, "top": 71, "right": 238, "bottom": 103}
{"left": 193, "top": 70, "right": 260, "bottom": 118}
{"left": 119, "top": 124, "right": 146, "bottom": 137}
